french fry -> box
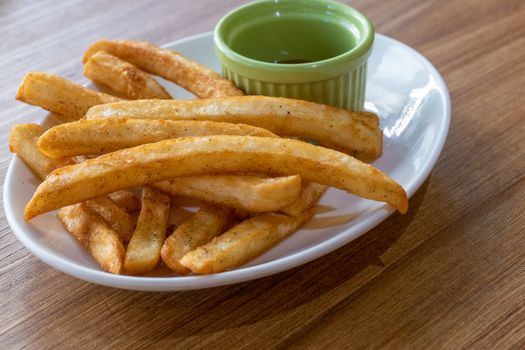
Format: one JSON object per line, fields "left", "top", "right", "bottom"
{"left": 83, "top": 39, "right": 243, "bottom": 98}
{"left": 71, "top": 156, "right": 136, "bottom": 242}
{"left": 123, "top": 187, "right": 171, "bottom": 275}
{"left": 24, "top": 135, "right": 408, "bottom": 219}
{"left": 153, "top": 175, "right": 301, "bottom": 212}
{"left": 37, "top": 118, "right": 276, "bottom": 158}
{"left": 161, "top": 205, "right": 232, "bottom": 274}
{"left": 10, "top": 125, "right": 125, "bottom": 273}
{"left": 10, "top": 124, "right": 135, "bottom": 244}
{"left": 9, "top": 124, "right": 74, "bottom": 179}
{"left": 84, "top": 196, "right": 135, "bottom": 242}
{"left": 84, "top": 96, "right": 382, "bottom": 158}
{"left": 37, "top": 118, "right": 299, "bottom": 212}
{"left": 180, "top": 209, "right": 314, "bottom": 274}
{"left": 13, "top": 125, "right": 298, "bottom": 221}
{"left": 58, "top": 203, "right": 124, "bottom": 274}
{"left": 84, "top": 51, "right": 171, "bottom": 99}
{"left": 16, "top": 71, "right": 122, "bottom": 120}
{"left": 280, "top": 182, "right": 328, "bottom": 216}
{"left": 108, "top": 190, "right": 141, "bottom": 212}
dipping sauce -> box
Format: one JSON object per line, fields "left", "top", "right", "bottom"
{"left": 229, "top": 17, "right": 356, "bottom": 65}
{"left": 214, "top": 0, "right": 374, "bottom": 110}
{"left": 273, "top": 58, "right": 313, "bottom": 64}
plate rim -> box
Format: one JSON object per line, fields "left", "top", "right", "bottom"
{"left": 3, "top": 32, "right": 451, "bottom": 291}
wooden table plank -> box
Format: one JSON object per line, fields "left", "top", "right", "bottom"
{"left": 1, "top": 0, "right": 524, "bottom": 349}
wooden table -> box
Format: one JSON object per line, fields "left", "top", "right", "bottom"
{"left": 1, "top": 0, "right": 524, "bottom": 348}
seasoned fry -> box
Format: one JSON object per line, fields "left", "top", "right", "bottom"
{"left": 84, "top": 96, "right": 381, "bottom": 158}
{"left": 280, "top": 182, "right": 328, "bottom": 216}
{"left": 83, "top": 39, "right": 243, "bottom": 98}
{"left": 71, "top": 156, "right": 136, "bottom": 242}
{"left": 16, "top": 71, "right": 122, "bottom": 120}
{"left": 9, "top": 124, "right": 74, "bottom": 179}
{"left": 108, "top": 190, "right": 141, "bottom": 212}
{"left": 71, "top": 158, "right": 138, "bottom": 210}
{"left": 59, "top": 203, "right": 124, "bottom": 274}
{"left": 24, "top": 135, "right": 408, "bottom": 219}
{"left": 180, "top": 209, "right": 314, "bottom": 274}
{"left": 37, "top": 118, "right": 275, "bottom": 158}
{"left": 10, "top": 124, "right": 136, "bottom": 243}
{"left": 10, "top": 125, "right": 126, "bottom": 273}
{"left": 153, "top": 175, "right": 301, "bottom": 212}
{"left": 123, "top": 187, "right": 171, "bottom": 275}
{"left": 84, "top": 51, "right": 171, "bottom": 99}
{"left": 161, "top": 205, "right": 232, "bottom": 274}
{"left": 84, "top": 196, "right": 135, "bottom": 242}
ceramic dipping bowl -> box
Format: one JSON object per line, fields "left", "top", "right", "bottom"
{"left": 214, "top": 0, "right": 374, "bottom": 110}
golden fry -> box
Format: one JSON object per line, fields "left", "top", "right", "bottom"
{"left": 123, "top": 187, "right": 171, "bottom": 275}
{"left": 10, "top": 125, "right": 125, "bottom": 273}
{"left": 16, "top": 71, "right": 122, "bottom": 120}
{"left": 58, "top": 203, "right": 124, "bottom": 274}
{"left": 280, "top": 182, "right": 328, "bottom": 216}
{"left": 153, "top": 175, "right": 301, "bottom": 212}
{"left": 161, "top": 205, "right": 232, "bottom": 274}
{"left": 84, "top": 50, "right": 171, "bottom": 99}
{"left": 85, "top": 96, "right": 381, "bottom": 158}
{"left": 108, "top": 190, "right": 141, "bottom": 212}
{"left": 25, "top": 135, "right": 408, "bottom": 219}
{"left": 37, "top": 118, "right": 275, "bottom": 158}
{"left": 83, "top": 40, "right": 243, "bottom": 98}
{"left": 84, "top": 196, "right": 135, "bottom": 243}
{"left": 10, "top": 124, "right": 136, "bottom": 244}
{"left": 180, "top": 209, "right": 314, "bottom": 274}
{"left": 9, "top": 124, "right": 74, "bottom": 179}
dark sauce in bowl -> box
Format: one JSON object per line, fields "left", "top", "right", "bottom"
{"left": 273, "top": 58, "right": 313, "bottom": 64}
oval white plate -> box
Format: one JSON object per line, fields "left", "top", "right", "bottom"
{"left": 3, "top": 32, "right": 450, "bottom": 291}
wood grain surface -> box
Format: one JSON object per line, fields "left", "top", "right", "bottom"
{"left": 1, "top": 0, "right": 524, "bottom": 349}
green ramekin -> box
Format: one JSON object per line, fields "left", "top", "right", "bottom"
{"left": 214, "top": 0, "right": 374, "bottom": 110}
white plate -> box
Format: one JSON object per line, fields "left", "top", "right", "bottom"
{"left": 3, "top": 32, "right": 450, "bottom": 291}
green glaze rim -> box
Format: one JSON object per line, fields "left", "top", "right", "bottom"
{"left": 214, "top": 0, "right": 374, "bottom": 84}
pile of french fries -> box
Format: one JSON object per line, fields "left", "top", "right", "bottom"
{"left": 10, "top": 39, "right": 408, "bottom": 276}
